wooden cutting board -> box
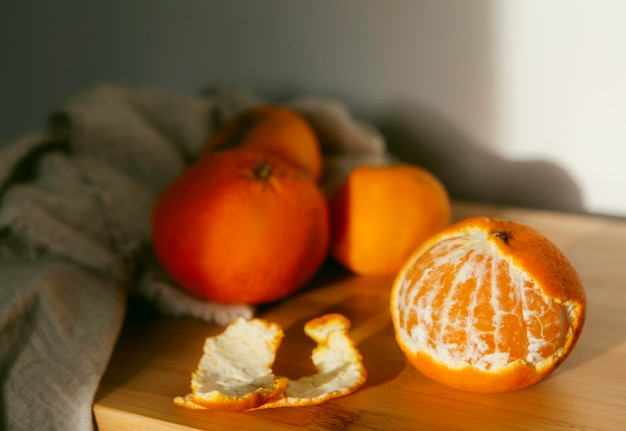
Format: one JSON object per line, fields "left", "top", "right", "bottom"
{"left": 94, "top": 201, "right": 626, "bottom": 430}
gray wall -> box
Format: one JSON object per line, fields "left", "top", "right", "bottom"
{"left": 3, "top": 1, "right": 619, "bottom": 215}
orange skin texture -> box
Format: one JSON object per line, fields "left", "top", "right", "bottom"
{"left": 191, "top": 379, "right": 289, "bottom": 412}
{"left": 206, "top": 105, "right": 323, "bottom": 182}
{"left": 390, "top": 216, "right": 587, "bottom": 393}
{"left": 329, "top": 164, "right": 451, "bottom": 276}
{"left": 190, "top": 378, "right": 289, "bottom": 412}
{"left": 151, "top": 148, "right": 330, "bottom": 304}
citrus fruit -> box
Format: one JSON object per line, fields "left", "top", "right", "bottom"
{"left": 390, "top": 216, "right": 587, "bottom": 392}
{"left": 206, "top": 105, "right": 323, "bottom": 181}
{"left": 328, "top": 163, "right": 451, "bottom": 276}
{"left": 151, "top": 148, "right": 329, "bottom": 304}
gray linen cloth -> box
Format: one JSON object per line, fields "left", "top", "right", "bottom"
{"left": 0, "top": 84, "right": 390, "bottom": 430}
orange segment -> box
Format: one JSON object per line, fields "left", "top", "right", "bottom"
{"left": 391, "top": 217, "right": 586, "bottom": 393}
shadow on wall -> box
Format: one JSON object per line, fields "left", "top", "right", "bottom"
{"left": 374, "top": 102, "right": 585, "bottom": 214}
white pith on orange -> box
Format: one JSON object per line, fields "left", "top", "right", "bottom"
{"left": 390, "top": 216, "right": 586, "bottom": 393}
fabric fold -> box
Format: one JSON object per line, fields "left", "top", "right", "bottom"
{"left": 0, "top": 84, "right": 392, "bottom": 431}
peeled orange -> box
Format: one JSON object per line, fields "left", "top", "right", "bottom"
{"left": 390, "top": 216, "right": 586, "bottom": 392}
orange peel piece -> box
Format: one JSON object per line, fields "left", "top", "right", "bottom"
{"left": 174, "top": 313, "right": 366, "bottom": 411}
{"left": 255, "top": 313, "right": 367, "bottom": 409}
{"left": 174, "top": 317, "right": 287, "bottom": 411}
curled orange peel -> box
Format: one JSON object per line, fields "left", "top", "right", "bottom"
{"left": 174, "top": 313, "right": 367, "bottom": 411}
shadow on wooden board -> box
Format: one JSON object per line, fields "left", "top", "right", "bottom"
{"left": 375, "top": 102, "right": 585, "bottom": 214}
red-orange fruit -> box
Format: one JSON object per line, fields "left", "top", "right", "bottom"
{"left": 152, "top": 148, "right": 329, "bottom": 304}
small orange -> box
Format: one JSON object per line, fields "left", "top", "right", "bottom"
{"left": 206, "top": 105, "right": 323, "bottom": 182}
{"left": 390, "top": 217, "right": 587, "bottom": 392}
{"left": 152, "top": 148, "right": 329, "bottom": 304}
{"left": 328, "top": 163, "right": 451, "bottom": 276}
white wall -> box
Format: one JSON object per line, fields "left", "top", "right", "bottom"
{"left": 1, "top": 1, "right": 624, "bottom": 216}
{"left": 494, "top": 1, "right": 626, "bottom": 216}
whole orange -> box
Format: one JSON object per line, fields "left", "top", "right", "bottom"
{"left": 206, "top": 105, "right": 323, "bottom": 182}
{"left": 328, "top": 163, "right": 451, "bottom": 276}
{"left": 151, "top": 148, "right": 330, "bottom": 304}
{"left": 390, "top": 216, "right": 587, "bottom": 392}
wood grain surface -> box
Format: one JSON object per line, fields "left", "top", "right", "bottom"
{"left": 94, "top": 201, "right": 626, "bottom": 430}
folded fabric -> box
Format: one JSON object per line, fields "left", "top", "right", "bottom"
{"left": 0, "top": 84, "right": 392, "bottom": 431}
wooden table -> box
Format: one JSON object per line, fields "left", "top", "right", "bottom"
{"left": 94, "top": 201, "right": 626, "bottom": 430}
